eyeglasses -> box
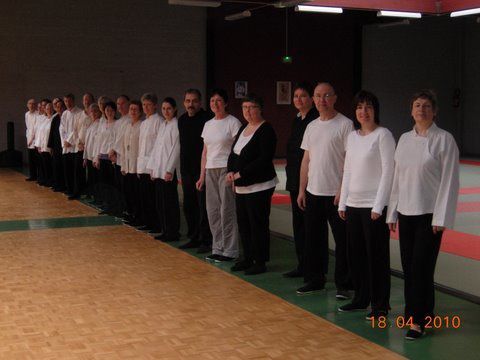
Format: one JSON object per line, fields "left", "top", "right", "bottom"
{"left": 242, "top": 105, "right": 259, "bottom": 110}
{"left": 313, "top": 93, "right": 336, "bottom": 100}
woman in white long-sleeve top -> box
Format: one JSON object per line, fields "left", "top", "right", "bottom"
{"left": 387, "top": 90, "right": 459, "bottom": 340}
{"left": 147, "top": 97, "right": 181, "bottom": 242}
{"left": 121, "top": 100, "right": 143, "bottom": 225}
{"left": 93, "top": 101, "right": 117, "bottom": 213}
{"left": 38, "top": 100, "right": 55, "bottom": 187}
{"left": 83, "top": 104, "right": 102, "bottom": 204}
{"left": 337, "top": 91, "right": 395, "bottom": 319}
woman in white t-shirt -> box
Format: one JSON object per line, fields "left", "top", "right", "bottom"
{"left": 338, "top": 90, "right": 395, "bottom": 320}
{"left": 196, "top": 89, "right": 241, "bottom": 262}
{"left": 387, "top": 90, "right": 459, "bottom": 340}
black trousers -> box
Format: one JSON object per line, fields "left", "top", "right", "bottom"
{"left": 235, "top": 187, "right": 274, "bottom": 265}
{"left": 63, "top": 152, "right": 76, "bottom": 194}
{"left": 35, "top": 150, "right": 45, "bottom": 184}
{"left": 40, "top": 152, "right": 53, "bottom": 187}
{"left": 111, "top": 164, "right": 126, "bottom": 215}
{"left": 346, "top": 206, "right": 390, "bottom": 310}
{"left": 123, "top": 173, "right": 141, "bottom": 220}
{"left": 73, "top": 151, "right": 86, "bottom": 196}
{"left": 86, "top": 160, "right": 99, "bottom": 200}
{"left": 289, "top": 190, "right": 306, "bottom": 272}
{"left": 27, "top": 148, "right": 38, "bottom": 180}
{"left": 155, "top": 178, "right": 180, "bottom": 240}
{"left": 51, "top": 149, "right": 65, "bottom": 190}
{"left": 139, "top": 174, "right": 157, "bottom": 228}
{"left": 98, "top": 159, "right": 115, "bottom": 209}
{"left": 398, "top": 213, "right": 442, "bottom": 327}
{"left": 304, "top": 192, "right": 350, "bottom": 289}
{"left": 181, "top": 172, "right": 212, "bottom": 245}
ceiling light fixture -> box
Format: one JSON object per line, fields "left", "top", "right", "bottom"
{"left": 295, "top": 5, "right": 343, "bottom": 14}
{"left": 168, "top": 0, "right": 221, "bottom": 8}
{"left": 450, "top": 8, "right": 480, "bottom": 17}
{"left": 225, "top": 10, "right": 251, "bottom": 21}
{"left": 377, "top": 10, "right": 421, "bottom": 18}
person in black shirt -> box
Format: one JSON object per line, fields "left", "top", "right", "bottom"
{"left": 48, "top": 98, "right": 66, "bottom": 192}
{"left": 283, "top": 82, "right": 318, "bottom": 278}
{"left": 177, "top": 89, "right": 213, "bottom": 253}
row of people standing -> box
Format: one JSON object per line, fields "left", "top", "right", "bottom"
{"left": 284, "top": 82, "right": 459, "bottom": 340}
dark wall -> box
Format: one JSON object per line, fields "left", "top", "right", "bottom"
{"left": 208, "top": 7, "right": 362, "bottom": 157}
{"left": 0, "top": 0, "right": 206, "bottom": 158}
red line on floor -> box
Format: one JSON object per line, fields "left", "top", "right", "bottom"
{"left": 460, "top": 159, "right": 480, "bottom": 166}
{"left": 459, "top": 187, "right": 480, "bottom": 195}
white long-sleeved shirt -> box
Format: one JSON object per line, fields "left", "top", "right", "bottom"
{"left": 33, "top": 114, "right": 46, "bottom": 148}
{"left": 147, "top": 118, "right": 180, "bottom": 180}
{"left": 83, "top": 120, "right": 101, "bottom": 161}
{"left": 94, "top": 120, "right": 116, "bottom": 160}
{"left": 75, "top": 110, "right": 92, "bottom": 152}
{"left": 59, "top": 106, "right": 82, "bottom": 154}
{"left": 137, "top": 113, "right": 163, "bottom": 174}
{"left": 339, "top": 127, "right": 396, "bottom": 214}
{"left": 386, "top": 123, "right": 459, "bottom": 228}
{"left": 120, "top": 120, "right": 142, "bottom": 174}
{"left": 37, "top": 116, "right": 54, "bottom": 152}
{"left": 301, "top": 113, "right": 354, "bottom": 196}
{"left": 111, "top": 115, "right": 131, "bottom": 165}
{"left": 25, "top": 110, "right": 38, "bottom": 149}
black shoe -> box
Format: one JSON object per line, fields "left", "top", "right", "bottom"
{"left": 283, "top": 268, "right": 303, "bottom": 278}
{"left": 162, "top": 237, "right": 179, "bottom": 243}
{"left": 336, "top": 289, "right": 351, "bottom": 300}
{"left": 231, "top": 260, "right": 253, "bottom": 271}
{"left": 205, "top": 254, "right": 223, "bottom": 261}
{"left": 365, "top": 310, "right": 388, "bottom": 320}
{"left": 68, "top": 195, "right": 79, "bottom": 200}
{"left": 26, "top": 177, "right": 37, "bottom": 182}
{"left": 154, "top": 233, "right": 166, "bottom": 240}
{"left": 214, "top": 255, "right": 236, "bottom": 263}
{"left": 137, "top": 225, "right": 151, "bottom": 231}
{"left": 53, "top": 187, "right": 65, "bottom": 192}
{"left": 338, "top": 303, "right": 368, "bottom": 312}
{"left": 196, "top": 244, "right": 212, "bottom": 254}
{"left": 296, "top": 282, "right": 325, "bottom": 295}
{"left": 245, "top": 263, "right": 266, "bottom": 275}
{"left": 148, "top": 229, "right": 162, "bottom": 234}
{"left": 179, "top": 241, "right": 200, "bottom": 250}
{"left": 405, "top": 328, "right": 425, "bottom": 340}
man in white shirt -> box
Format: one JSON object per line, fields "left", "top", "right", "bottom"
{"left": 297, "top": 82, "right": 353, "bottom": 298}
{"left": 60, "top": 93, "right": 83, "bottom": 196}
{"left": 25, "top": 98, "right": 38, "bottom": 181}
{"left": 33, "top": 100, "right": 48, "bottom": 185}
{"left": 70, "top": 93, "right": 95, "bottom": 200}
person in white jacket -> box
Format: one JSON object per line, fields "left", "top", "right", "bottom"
{"left": 83, "top": 103, "right": 102, "bottom": 204}
{"left": 147, "top": 97, "right": 181, "bottom": 242}
{"left": 387, "top": 90, "right": 459, "bottom": 340}
{"left": 337, "top": 90, "right": 395, "bottom": 319}
{"left": 38, "top": 100, "right": 55, "bottom": 187}
{"left": 25, "top": 98, "right": 38, "bottom": 181}
{"left": 121, "top": 100, "right": 143, "bottom": 225}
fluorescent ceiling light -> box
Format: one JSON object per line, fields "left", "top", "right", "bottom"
{"left": 450, "top": 8, "right": 480, "bottom": 17}
{"left": 168, "top": 0, "right": 221, "bottom": 7}
{"left": 377, "top": 10, "right": 421, "bottom": 18}
{"left": 274, "top": 0, "right": 312, "bottom": 9}
{"left": 225, "top": 10, "right": 251, "bottom": 21}
{"left": 295, "top": 5, "right": 343, "bottom": 14}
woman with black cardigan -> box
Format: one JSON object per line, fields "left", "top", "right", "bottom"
{"left": 227, "top": 94, "right": 278, "bottom": 275}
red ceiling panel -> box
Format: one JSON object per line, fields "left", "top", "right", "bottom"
{"left": 308, "top": 0, "right": 480, "bottom": 14}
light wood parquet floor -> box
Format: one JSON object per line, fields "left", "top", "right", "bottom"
{"left": 0, "top": 225, "right": 403, "bottom": 359}
{"left": 0, "top": 169, "right": 96, "bottom": 221}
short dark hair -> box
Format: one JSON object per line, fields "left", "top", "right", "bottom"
{"left": 411, "top": 89, "right": 438, "bottom": 112}
{"left": 130, "top": 100, "right": 142, "bottom": 110}
{"left": 41, "top": 98, "right": 51, "bottom": 103}
{"left": 104, "top": 100, "right": 117, "bottom": 113}
{"left": 353, "top": 90, "right": 380, "bottom": 124}
{"left": 118, "top": 94, "right": 130, "bottom": 102}
{"left": 185, "top": 88, "right": 202, "bottom": 100}
{"left": 141, "top": 93, "right": 158, "bottom": 105}
{"left": 64, "top": 93, "right": 75, "bottom": 101}
{"left": 241, "top": 93, "right": 264, "bottom": 110}
{"left": 293, "top": 82, "right": 314, "bottom": 97}
{"left": 210, "top": 88, "right": 228, "bottom": 104}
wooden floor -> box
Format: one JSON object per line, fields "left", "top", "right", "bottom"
{"left": 0, "top": 169, "right": 403, "bottom": 359}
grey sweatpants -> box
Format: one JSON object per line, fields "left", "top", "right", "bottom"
{"left": 205, "top": 167, "right": 239, "bottom": 258}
